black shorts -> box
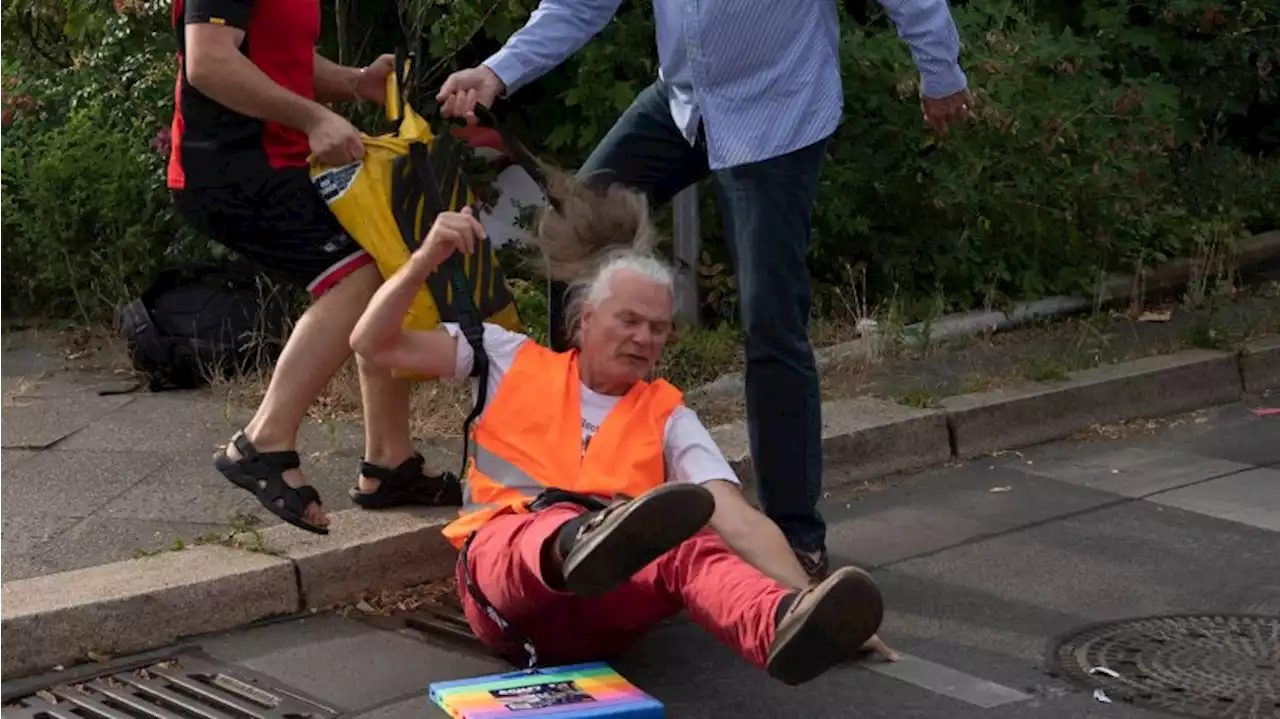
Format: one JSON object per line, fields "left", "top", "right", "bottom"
{"left": 172, "top": 164, "right": 373, "bottom": 297}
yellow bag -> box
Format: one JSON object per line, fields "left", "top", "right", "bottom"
{"left": 308, "top": 59, "right": 523, "bottom": 381}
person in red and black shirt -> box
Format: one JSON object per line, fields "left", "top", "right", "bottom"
{"left": 169, "top": 0, "right": 458, "bottom": 534}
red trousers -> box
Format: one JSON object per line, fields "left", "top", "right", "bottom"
{"left": 455, "top": 503, "right": 790, "bottom": 669}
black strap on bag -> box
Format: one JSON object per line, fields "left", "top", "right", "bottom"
{"left": 387, "top": 48, "right": 492, "bottom": 480}
{"left": 469, "top": 105, "right": 560, "bottom": 212}
{"left": 390, "top": 46, "right": 558, "bottom": 209}
{"left": 406, "top": 139, "right": 491, "bottom": 484}
{"left": 458, "top": 530, "right": 540, "bottom": 668}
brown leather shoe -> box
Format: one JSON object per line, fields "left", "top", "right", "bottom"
{"left": 557, "top": 483, "right": 716, "bottom": 597}
{"left": 795, "top": 547, "right": 830, "bottom": 581}
{"left": 765, "top": 566, "right": 884, "bottom": 686}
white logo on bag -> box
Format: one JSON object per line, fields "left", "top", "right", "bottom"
{"left": 313, "top": 162, "right": 362, "bottom": 204}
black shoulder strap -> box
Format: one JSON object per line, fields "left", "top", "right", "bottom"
{"left": 470, "top": 105, "right": 560, "bottom": 212}
{"left": 406, "top": 139, "right": 490, "bottom": 480}
{"left": 391, "top": 66, "right": 546, "bottom": 475}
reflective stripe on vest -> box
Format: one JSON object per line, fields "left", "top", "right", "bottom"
{"left": 459, "top": 442, "right": 544, "bottom": 511}
{"left": 473, "top": 442, "right": 542, "bottom": 496}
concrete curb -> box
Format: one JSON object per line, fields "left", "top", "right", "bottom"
{"left": 1240, "top": 335, "right": 1280, "bottom": 395}
{"left": 258, "top": 506, "right": 457, "bottom": 611}
{"left": 0, "top": 545, "right": 296, "bottom": 680}
{"left": 942, "top": 349, "right": 1242, "bottom": 459}
{"left": 3, "top": 340, "right": 1275, "bottom": 681}
{"left": 710, "top": 397, "right": 951, "bottom": 492}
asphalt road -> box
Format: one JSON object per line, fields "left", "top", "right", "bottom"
{"left": 5, "top": 401, "right": 1277, "bottom": 718}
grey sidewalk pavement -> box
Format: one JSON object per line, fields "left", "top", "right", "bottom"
{"left": 6, "top": 401, "right": 1274, "bottom": 718}
{"left": 0, "top": 330, "right": 457, "bottom": 581}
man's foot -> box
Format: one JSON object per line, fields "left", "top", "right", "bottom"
{"left": 554, "top": 483, "right": 715, "bottom": 597}
{"left": 795, "top": 547, "right": 830, "bottom": 581}
{"left": 215, "top": 430, "right": 330, "bottom": 534}
{"left": 765, "top": 566, "right": 884, "bottom": 686}
{"left": 350, "top": 453, "right": 463, "bottom": 509}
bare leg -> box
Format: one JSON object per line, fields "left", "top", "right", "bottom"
{"left": 224, "top": 264, "right": 382, "bottom": 527}
{"left": 355, "top": 354, "right": 420, "bottom": 494}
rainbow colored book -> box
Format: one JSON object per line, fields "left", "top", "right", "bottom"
{"left": 428, "top": 662, "right": 664, "bottom": 718}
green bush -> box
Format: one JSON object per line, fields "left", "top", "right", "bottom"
{"left": 412, "top": 0, "right": 1278, "bottom": 318}
{"left": 2, "top": 0, "right": 1276, "bottom": 327}
{"left": 817, "top": 3, "right": 1199, "bottom": 310}
{"left": 1, "top": 2, "right": 210, "bottom": 320}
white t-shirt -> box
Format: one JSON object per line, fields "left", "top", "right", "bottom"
{"left": 442, "top": 323, "right": 739, "bottom": 488}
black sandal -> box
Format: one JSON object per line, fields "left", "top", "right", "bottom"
{"left": 215, "top": 430, "right": 329, "bottom": 535}
{"left": 349, "top": 453, "right": 463, "bottom": 509}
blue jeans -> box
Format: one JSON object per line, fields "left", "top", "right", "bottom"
{"left": 557, "top": 81, "right": 827, "bottom": 553}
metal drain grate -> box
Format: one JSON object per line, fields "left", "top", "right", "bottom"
{"left": 1051, "top": 614, "right": 1280, "bottom": 719}
{"left": 1, "top": 655, "right": 338, "bottom": 719}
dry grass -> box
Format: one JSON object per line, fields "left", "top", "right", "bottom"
{"left": 1069, "top": 409, "right": 1212, "bottom": 442}
{"left": 336, "top": 576, "right": 459, "bottom": 617}
{"left": 207, "top": 359, "right": 477, "bottom": 441}
{"left": 1, "top": 378, "right": 38, "bottom": 407}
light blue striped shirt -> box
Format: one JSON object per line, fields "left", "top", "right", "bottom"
{"left": 484, "top": 0, "right": 967, "bottom": 170}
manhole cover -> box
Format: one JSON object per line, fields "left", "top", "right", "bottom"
{"left": 1, "top": 654, "right": 338, "bottom": 719}
{"left": 1051, "top": 614, "right": 1280, "bottom": 719}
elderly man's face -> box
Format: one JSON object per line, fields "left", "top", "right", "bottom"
{"left": 580, "top": 271, "right": 673, "bottom": 387}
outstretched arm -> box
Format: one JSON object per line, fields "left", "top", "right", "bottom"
{"left": 350, "top": 209, "right": 488, "bottom": 376}
{"left": 312, "top": 53, "right": 362, "bottom": 104}
{"left": 874, "top": 0, "right": 968, "bottom": 98}
{"left": 703, "top": 479, "right": 900, "bottom": 662}
{"left": 704, "top": 480, "right": 813, "bottom": 590}
{"left": 483, "top": 0, "right": 626, "bottom": 96}
{"left": 313, "top": 52, "right": 397, "bottom": 105}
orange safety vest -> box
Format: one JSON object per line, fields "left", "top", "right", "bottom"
{"left": 441, "top": 340, "right": 684, "bottom": 549}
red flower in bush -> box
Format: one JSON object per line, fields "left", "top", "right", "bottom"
{"left": 1200, "top": 7, "right": 1226, "bottom": 32}
{"left": 151, "top": 127, "right": 173, "bottom": 155}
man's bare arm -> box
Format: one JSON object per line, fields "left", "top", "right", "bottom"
{"left": 703, "top": 480, "right": 812, "bottom": 590}
{"left": 184, "top": 24, "right": 330, "bottom": 133}
{"left": 349, "top": 250, "right": 459, "bottom": 377}
{"left": 312, "top": 53, "right": 362, "bottom": 104}
{"left": 704, "top": 479, "right": 901, "bottom": 661}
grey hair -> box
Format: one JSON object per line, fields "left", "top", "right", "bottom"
{"left": 517, "top": 168, "right": 676, "bottom": 346}
{"left": 564, "top": 250, "right": 676, "bottom": 347}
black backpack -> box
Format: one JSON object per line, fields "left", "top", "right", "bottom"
{"left": 119, "top": 261, "right": 293, "bottom": 391}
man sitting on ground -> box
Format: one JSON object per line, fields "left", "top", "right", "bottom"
{"left": 350, "top": 179, "right": 896, "bottom": 684}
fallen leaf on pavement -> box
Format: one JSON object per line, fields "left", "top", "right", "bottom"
{"left": 1138, "top": 310, "right": 1172, "bottom": 323}
{"left": 989, "top": 486, "right": 1012, "bottom": 493}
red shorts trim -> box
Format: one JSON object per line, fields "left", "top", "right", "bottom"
{"left": 306, "top": 250, "right": 374, "bottom": 298}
